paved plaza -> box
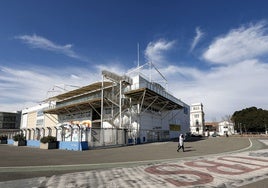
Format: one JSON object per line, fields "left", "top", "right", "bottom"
{"left": 0, "top": 136, "right": 268, "bottom": 187}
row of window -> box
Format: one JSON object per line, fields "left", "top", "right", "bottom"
{"left": 0, "top": 116, "right": 16, "bottom": 122}
{"left": 192, "top": 106, "right": 200, "bottom": 110}
{"left": 1, "top": 123, "right": 16, "bottom": 129}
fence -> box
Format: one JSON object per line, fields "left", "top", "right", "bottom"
{"left": 0, "top": 127, "right": 172, "bottom": 150}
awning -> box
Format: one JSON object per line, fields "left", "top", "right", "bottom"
{"left": 46, "top": 81, "right": 113, "bottom": 102}
{"left": 124, "top": 88, "right": 184, "bottom": 111}
{"left": 44, "top": 98, "right": 101, "bottom": 114}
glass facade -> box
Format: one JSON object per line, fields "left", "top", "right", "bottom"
{"left": 0, "top": 112, "right": 21, "bottom": 129}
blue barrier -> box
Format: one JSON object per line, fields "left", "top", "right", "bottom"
{"left": 7, "top": 139, "right": 14, "bottom": 145}
{"left": 59, "top": 141, "right": 89, "bottom": 151}
{"left": 27, "top": 140, "right": 40, "bottom": 147}
{"left": 128, "top": 138, "right": 133, "bottom": 144}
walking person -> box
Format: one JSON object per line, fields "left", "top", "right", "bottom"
{"left": 177, "top": 133, "right": 185, "bottom": 152}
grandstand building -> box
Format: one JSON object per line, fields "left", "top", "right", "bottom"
{"left": 18, "top": 65, "right": 190, "bottom": 150}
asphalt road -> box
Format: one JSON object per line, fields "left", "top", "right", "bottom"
{"left": 0, "top": 136, "right": 268, "bottom": 187}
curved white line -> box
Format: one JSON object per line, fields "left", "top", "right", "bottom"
{"left": 0, "top": 138, "right": 255, "bottom": 173}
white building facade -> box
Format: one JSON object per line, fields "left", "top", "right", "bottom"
{"left": 218, "top": 121, "right": 235, "bottom": 136}
{"left": 21, "top": 102, "right": 57, "bottom": 140}
{"left": 190, "top": 103, "right": 205, "bottom": 135}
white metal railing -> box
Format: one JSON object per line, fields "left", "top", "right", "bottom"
{"left": 125, "top": 81, "right": 184, "bottom": 106}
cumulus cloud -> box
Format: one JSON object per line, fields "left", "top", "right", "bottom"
{"left": 95, "top": 62, "right": 128, "bottom": 76}
{"left": 1, "top": 58, "right": 268, "bottom": 121}
{"left": 140, "top": 22, "right": 268, "bottom": 120}
{"left": 15, "top": 34, "right": 89, "bottom": 62}
{"left": 0, "top": 66, "right": 100, "bottom": 112}
{"left": 160, "top": 59, "right": 268, "bottom": 121}
{"left": 190, "top": 27, "right": 204, "bottom": 52}
{"left": 144, "top": 39, "right": 176, "bottom": 65}
{"left": 203, "top": 22, "right": 268, "bottom": 64}
{"left": 3, "top": 23, "right": 268, "bottom": 122}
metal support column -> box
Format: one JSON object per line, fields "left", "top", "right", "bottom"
{"left": 101, "top": 74, "right": 104, "bottom": 128}
{"left": 119, "top": 80, "right": 122, "bottom": 128}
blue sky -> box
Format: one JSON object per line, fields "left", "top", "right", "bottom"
{"left": 1, "top": 0, "right": 268, "bottom": 121}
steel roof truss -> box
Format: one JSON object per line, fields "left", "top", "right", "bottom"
{"left": 104, "top": 97, "right": 119, "bottom": 107}
{"left": 74, "top": 105, "right": 83, "bottom": 113}
{"left": 140, "top": 96, "right": 159, "bottom": 115}
{"left": 139, "top": 89, "right": 146, "bottom": 113}
{"left": 158, "top": 101, "right": 170, "bottom": 112}
{"left": 88, "top": 102, "right": 101, "bottom": 117}
{"left": 162, "top": 105, "right": 180, "bottom": 119}
{"left": 63, "top": 107, "right": 74, "bottom": 118}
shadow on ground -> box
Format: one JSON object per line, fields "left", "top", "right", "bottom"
{"left": 171, "top": 136, "right": 206, "bottom": 143}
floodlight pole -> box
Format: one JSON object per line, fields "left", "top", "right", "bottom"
{"left": 119, "top": 80, "right": 122, "bottom": 128}
{"left": 137, "top": 43, "right": 140, "bottom": 68}
{"left": 101, "top": 75, "right": 104, "bottom": 129}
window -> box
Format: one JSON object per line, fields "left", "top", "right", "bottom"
{"left": 3, "top": 123, "right": 15, "bottom": 129}
{"left": 37, "top": 110, "right": 44, "bottom": 117}
{"left": 36, "top": 119, "right": 44, "bottom": 126}
{"left": 194, "top": 114, "right": 199, "bottom": 118}
{"left": 3, "top": 116, "right": 16, "bottom": 122}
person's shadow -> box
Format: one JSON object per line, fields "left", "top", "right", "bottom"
{"left": 183, "top": 146, "right": 196, "bottom": 152}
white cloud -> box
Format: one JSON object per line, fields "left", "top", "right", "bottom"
{"left": 190, "top": 27, "right": 204, "bottom": 52}
{"left": 203, "top": 22, "right": 268, "bottom": 64}
{"left": 121, "top": 55, "right": 268, "bottom": 121}
{"left": 137, "top": 32, "right": 268, "bottom": 121}
{"left": 15, "top": 34, "right": 89, "bottom": 62}
{"left": 1, "top": 57, "right": 268, "bottom": 121}
{"left": 3, "top": 26, "right": 268, "bottom": 123}
{"left": 95, "top": 62, "right": 128, "bottom": 76}
{"left": 0, "top": 66, "right": 100, "bottom": 112}
{"left": 0, "top": 60, "right": 130, "bottom": 112}
{"left": 144, "top": 39, "right": 176, "bottom": 65}
{"left": 162, "top": 59, "right": 268, "bottom": 121}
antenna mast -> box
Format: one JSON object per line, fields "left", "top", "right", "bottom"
{"left": 137, "top": 43, "right": 140, "bottom": 75}
{"left": 137, "top": 43, "right": 140, "bottom": 68}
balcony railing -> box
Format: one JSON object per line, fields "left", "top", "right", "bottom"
{"left": 125, "top": 81, "right": 184, "bottom": 107}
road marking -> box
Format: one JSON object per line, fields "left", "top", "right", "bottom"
{"left": 259, "top": 139, "right": 268, "bottom": 145}
{"left": 1, "top": 148, "right": 268, "bottom": 187}
{"left": 0, "top": 138, "right": 254, "bottom": 173}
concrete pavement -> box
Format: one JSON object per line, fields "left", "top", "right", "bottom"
{"left": 0, "top": 136, "right": 268, "bottom": 187}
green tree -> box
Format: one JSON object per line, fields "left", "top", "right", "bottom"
{"left": 231, "top": 107, "right": 268, "bottom": 133}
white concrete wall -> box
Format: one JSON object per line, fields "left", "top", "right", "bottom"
{"left": 218, "top": 121, "right": 234, "bottom": 136}
{"left": 130, "top": 107, "right": 189, "bottom": 142}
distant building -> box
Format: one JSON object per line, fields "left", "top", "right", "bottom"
{"left": 218, "top": 121, "right": 234, "bottom": 136}
{"left": 205, "top": 122, "right": 218, "bottom": 136}
{"left": 0, "top": 111, "right": 21, "bottom": 130}
{"left": 190, "top": 103, "right": 205, "bottom": 135}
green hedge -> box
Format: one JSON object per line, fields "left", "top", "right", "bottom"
{"left": 0, "top": 135, "right": 8, "bottom": 140}
{"left": 13, "top": 134, "right": 26, "bottom": 141}
{"left": 40, "top": 136, "right": 57, "bottom": 143}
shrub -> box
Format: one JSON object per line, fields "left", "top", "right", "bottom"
{"left": 13, "top": 134, "right": 26, "bottom": 141}
{"left": 0, "top": 135, "right": 8, "bottom": 140}
{"left": 40, "top": 136, "right": 57, "bottom": 144}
